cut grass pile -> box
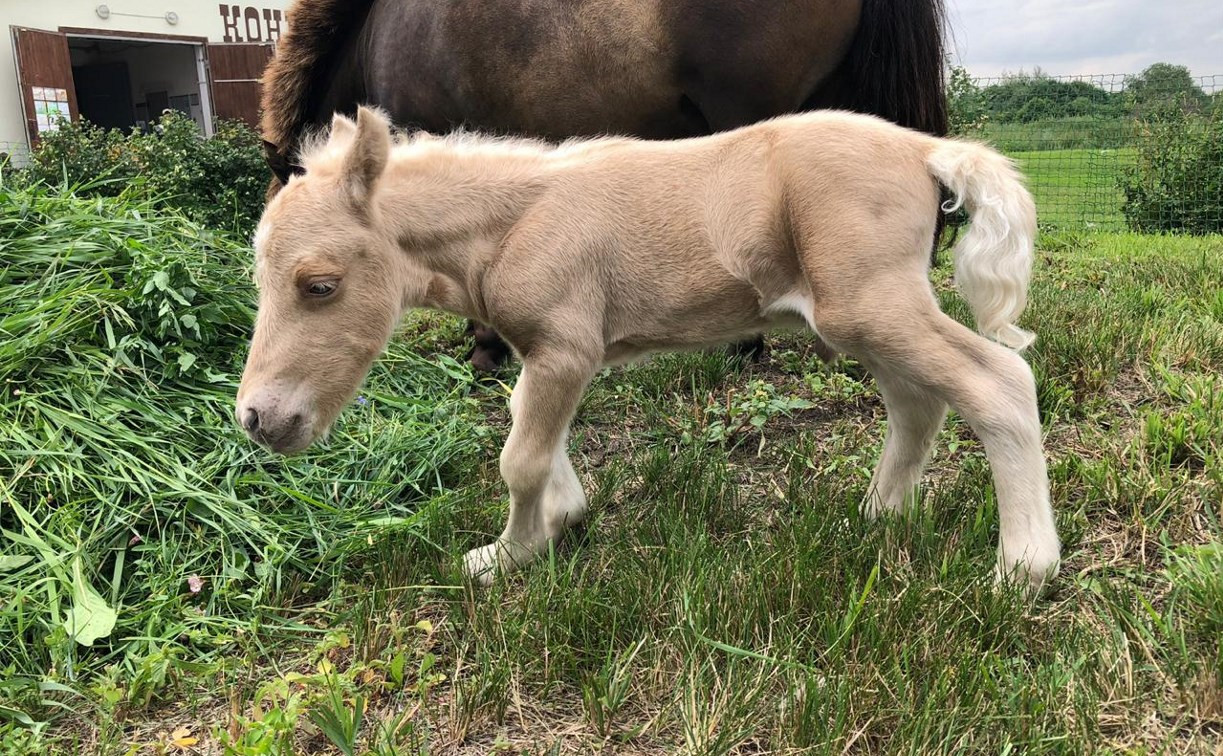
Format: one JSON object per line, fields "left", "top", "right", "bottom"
{"left": 0, "top": 180, "right": 483, "bottom": 749}
{"left": 0, "top": 177, "right": 1220, "bottom": 753}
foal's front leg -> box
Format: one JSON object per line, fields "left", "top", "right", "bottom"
{"left": 864, "top": 370, "right": 948, "bottom": 517}
{"left": 463, "top": 353, "right": 595, "bottom": 585}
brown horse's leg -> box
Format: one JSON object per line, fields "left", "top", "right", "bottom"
{"left": 466, "top": 321, "right": 514, "bottom": 372}
{"left": 728, "top": 336, "right": 767, "bottom": 361}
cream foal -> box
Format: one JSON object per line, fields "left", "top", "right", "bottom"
{"left": 236, "top": 106, "right": 1060, "bottom": 593}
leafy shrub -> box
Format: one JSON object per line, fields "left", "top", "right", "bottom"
{"left": 1125, "top": 63, "right": 1211, "bottom": 118}
{"left": 19, "top": 119, "right": 132, "bottom": 192}
{"left": 980, "top": 72, "right": 1125, "bottom": 124}
{"left": 1121, "top": 104, "right": 1223, "bottom": 234}
{"left": 22, "top": 112, "right": 268, "bottom": 237}
{"left": 1016, "top": 96, "right": 1056, "bottom": 123}
{"left": 947, "top": 65, "right": 987, "bottom": 136}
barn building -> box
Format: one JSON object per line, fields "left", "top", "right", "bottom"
{"left": 3, "top": 1, "right": 290, "bottom": 161}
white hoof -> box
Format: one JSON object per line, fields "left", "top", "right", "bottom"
{"left": 463, "top": 543, "right": 502, "bottom": 587}
{"left": 462, "top": 538, "right": 541, "bottom": 586}
{"left": 862, "top": 492, "right": 893, "bottom": 520}
{"left": 862, "top": 489, "right": 912, "bottom": 520}
{"left": 996, "top": 544, "right": 1061, "bottom": 597}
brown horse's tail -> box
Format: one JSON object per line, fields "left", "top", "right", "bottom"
{"left": 260, "top": 0, "right": 377, "bottom": 191}
{"left": 811, "top": 0, "right": 950, "bottom": 253}
{"left": 814, "top": 0, "right": 948, "bottom": 136}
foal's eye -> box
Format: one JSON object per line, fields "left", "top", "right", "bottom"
{"left": 304, "top": 279, "right": 339, "bottom": 298}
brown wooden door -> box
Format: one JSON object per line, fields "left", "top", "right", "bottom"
{"left": 11, "top": 26, "right": 78, "bottom": 145}
{"left": 207, "top": 42, "right": 274, "bottom": 128}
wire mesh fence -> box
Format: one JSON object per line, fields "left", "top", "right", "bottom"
{"left": 954, "top": 71, "right": 1221, "bottom": 233}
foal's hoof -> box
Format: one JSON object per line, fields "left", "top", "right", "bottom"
{"left": 861, "top": 493, "right": 905, "bottom": 520}
{"left": 463, "top": 543, "right": 501, "bottom": 587}
{"left": 462, "top": 540, "right": 537, "bottom": 586}
{"left": 996, "top": 548, "right": 1061, "bottom": 598}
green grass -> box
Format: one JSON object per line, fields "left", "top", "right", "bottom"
{"left": 1, "top": 181, "right": 1221, "bottom": 753}
{"left": 1007, "top": 148, "right": 1136, "bottom": 230}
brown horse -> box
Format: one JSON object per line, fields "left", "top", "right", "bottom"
{"left": 237, "top": 107, "right": 1059, "bottom": 593}
{"left": 259, "top": 0, "right": 948, "bottom": 370}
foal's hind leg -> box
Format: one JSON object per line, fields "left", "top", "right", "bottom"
{"left": 865, "top": 372, "right": 948, "bottom": 517}
{"left": 541, "top": 429, "right": 588, "bottom": 537}
{"left": 833, "top": 305, "right": 1060, "bottom": 594}
{"left": 463, "top": 352, "right": 594, "bottom": 584}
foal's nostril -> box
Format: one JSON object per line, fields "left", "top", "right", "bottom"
{"left": 243, "top": 407, "right": 261, "bottom": 433}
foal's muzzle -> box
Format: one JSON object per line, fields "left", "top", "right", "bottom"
{"left": 235, "top": 385, "right": 314, "bottom": 455}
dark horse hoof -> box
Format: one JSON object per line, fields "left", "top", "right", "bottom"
{"left": 465, "top": 320, "right": 514, "bottom": 373}
{"left": 468, "top": 347, "right": 507, "bottom": 374}
{"left": 727, "top": 336, "right": 766, "bottom": 362}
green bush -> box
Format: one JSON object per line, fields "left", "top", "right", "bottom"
{"left": 1016, "top": 96, "right": 1055, "bottom": 123}
{"left": 22, "top": 112, "right": 268, "bottom": 238}
{"left": 947, "top": 65, "right": 987, "bottom": 136}
{"left": 1121, "top": 104, "right": 1223, "bottom": 234}
{"left": 980, "top": 72, "right": 1125, "bottom": 124}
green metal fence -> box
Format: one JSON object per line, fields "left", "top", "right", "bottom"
{"left": 956, "top": 71, "right": 1221, "bottom": 233}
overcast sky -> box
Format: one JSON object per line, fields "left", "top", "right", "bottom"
{"left": 947, "top": 0, "right": 1223, "bottom": 83}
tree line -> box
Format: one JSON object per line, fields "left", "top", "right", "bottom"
{"left": 949, "top": 63, "right": 1218, "bottom": 129}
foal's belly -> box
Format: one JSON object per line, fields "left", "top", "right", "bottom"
{"left": 600, "top": 308, "right": 810, "bottom": 367}
{"left": 596, "top": 254, "right": 813, "bottom": 366}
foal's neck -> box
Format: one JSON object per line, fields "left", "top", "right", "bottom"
{"left": 379, "top": 144, "right": 551, "bottom": 245}
{"left": 377, "top": 145, "right": 552, "bottom": 318}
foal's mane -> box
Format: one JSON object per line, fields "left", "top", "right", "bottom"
{"left": 296, "top": 118, "right": 633, "bottom": 175}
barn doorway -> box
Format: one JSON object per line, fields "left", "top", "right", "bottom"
{"left": 66, "top": 35, "right": 210, "bottom": 133}
{"left": 13, "top": 25, "right": 272, "bottom": 148}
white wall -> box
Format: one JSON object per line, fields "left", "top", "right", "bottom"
{"left": 3, "top": 0, "right": 290, "bottom": 158}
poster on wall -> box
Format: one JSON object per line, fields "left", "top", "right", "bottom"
{"left": 32, "top": 87, "right": 72, "bottom": 132}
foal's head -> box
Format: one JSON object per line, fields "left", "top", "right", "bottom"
{"left": 237, "top": 107, "right": 423, "bottom": 454}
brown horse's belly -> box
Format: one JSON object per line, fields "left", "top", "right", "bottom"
{"left": 366, "top": 0, "right": 862, "bottom": 141}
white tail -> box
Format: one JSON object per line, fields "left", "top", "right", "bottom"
{"left": 926, "top": 140, "right": 1038, "bottom": 351}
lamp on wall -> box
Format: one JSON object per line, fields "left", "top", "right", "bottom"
{"left": 95, "top": 5, "right": 180, "bottom": 26}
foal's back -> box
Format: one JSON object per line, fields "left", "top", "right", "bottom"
{"left": 488, "top": 112, "right": 941, "bottom": 359}
{"left": 545, "top": 111, "right": 938, "bottom": 262}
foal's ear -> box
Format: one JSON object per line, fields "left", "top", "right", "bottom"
{"left": 341, "top": 107, "right": 391, "bottom": 205}
{"left": 329, "top": 113, "right": 357, "bottom": 145}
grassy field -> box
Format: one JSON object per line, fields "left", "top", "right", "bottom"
{"left": 2, "top": 181, "right": 1221, "bottom": 753}
{"left": 974, "top": 115, "right": 1136, "bottom": 230}
{"left": 1008, "top": 148, "right": 1136, "bottom": 230}
{"left": 977, "top": 117, "right": 1131, "bottom": 153}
